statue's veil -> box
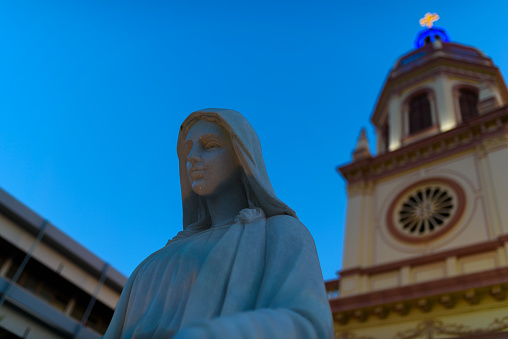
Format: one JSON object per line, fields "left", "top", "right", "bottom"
{"left": 173, "top": 108, "right": 296, "bottom": 241}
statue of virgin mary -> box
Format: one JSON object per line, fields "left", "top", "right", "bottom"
{"left": 102, "top": 109, "right": 333, "bottom": 339}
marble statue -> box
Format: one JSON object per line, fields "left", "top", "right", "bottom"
{"left": 102, "top": 109, "right": 334, "bottom": 339}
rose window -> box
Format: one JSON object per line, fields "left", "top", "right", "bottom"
{"left": 398, "top": 187, "right": 453, "bottom": 235}
{"left": 387, "top": 179, "right": 465, "bottom": 242}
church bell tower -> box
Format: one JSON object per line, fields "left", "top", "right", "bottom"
{"left": 328, "top": 14, "right": 508, "bottom": 339}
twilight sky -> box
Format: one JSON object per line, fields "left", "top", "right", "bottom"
{"left": 0, "top": 0, "right": 507, "bottom": 280}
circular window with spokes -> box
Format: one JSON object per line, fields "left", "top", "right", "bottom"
{"left": 387, "top": 178, "right": 465, "bottom": 243}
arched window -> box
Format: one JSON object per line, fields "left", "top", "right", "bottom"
{"left": 382, "top": 122, "right": 389, "bottom": 152}
{"left": 459, "top": 88, "right": 478, "bottom": 122}
{"left": 409, "top": 93, "right": 432, "bottom": 134}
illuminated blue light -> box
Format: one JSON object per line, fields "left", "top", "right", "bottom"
{"left": 414, "top": 27, "right": 450, "bottom": 49}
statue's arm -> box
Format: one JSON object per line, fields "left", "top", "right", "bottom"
{"left": 101, "top": 272, "right": 135, "bottom": 339}
{"left": 175, "top": 215, "right": 334, "bottom": 339}
{"left": 101, "top": 250, "right": 158, "bottom": 339}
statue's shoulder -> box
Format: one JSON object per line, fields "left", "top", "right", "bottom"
{"left": 129, "top": 245, "right": 169, "bottom": 277}
{"left": 266, "top": 214, "right": 302, "bottom": 226}
{"left": 266, "top": 215, "right": 313, "bottom": 240}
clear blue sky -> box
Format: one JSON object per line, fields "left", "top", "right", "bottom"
{"left": 0, "top": 0, "right": 507, "bottom": 281}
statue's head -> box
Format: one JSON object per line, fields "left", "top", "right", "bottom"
{"left": 183, "top": 117, "right": 242, "bottom": 199}
{"left": 174, "top": 109, "right": 296, "bottom": 240}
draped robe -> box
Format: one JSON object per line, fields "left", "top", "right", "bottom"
{"left": 103, "top": 210, "right": 333, "bottom": 338}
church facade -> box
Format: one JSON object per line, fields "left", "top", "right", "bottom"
{"left": 327, "top": 22, "right": 508, "bottom": 339}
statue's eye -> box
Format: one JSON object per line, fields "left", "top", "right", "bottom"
{"left": 205, "top": 142, "right": 221, "bottom": 150}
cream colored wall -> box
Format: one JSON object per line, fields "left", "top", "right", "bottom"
{"left": 340, "top": 275, "right": 368, "bottom": 296}
{"left": 0, "top": 214, "right": 121, "bottom": 309}
{"left": 412, "top": 261, "right": 446, "bottom": 284}
{"left": 485, "top": 146, "right": 508, "bottom": 235}
{"left": 434, "top": 76, "right": 455, "bottom": 132}
{"left": 388, "top": 96, "right": 402, "bottom": 151}
{"left": 461, "top": 251, "right": 497, "bottom": 274}
{"left": 488, "top": 81, "right": 505, "bottom": 106}
{"left": 342, "top": 193, "right": 369, "bottom": 270}
{"left": 340, "top": 142, "right": 508, "bottom": 296}
{"left": 375, "top": 151, "right": 487, "bottom": 265}
{"left": 370, "top": 271, "right": 399, "bottom": 291}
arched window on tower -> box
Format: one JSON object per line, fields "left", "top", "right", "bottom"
{"left": 459, "top": 88, "right": 478, "bottom": 122}
{"left": 382, "top": 122, "right": 390, "bottom": 153}
{"left": 409, "top": 93, "right": 432, "bottom": 134}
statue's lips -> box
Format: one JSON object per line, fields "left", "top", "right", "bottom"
{"left": 189, "top": 169, "right": 205, "bottom": 179}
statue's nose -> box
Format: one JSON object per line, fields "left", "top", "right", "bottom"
{"left": 187, "top": 145, "right": 201, "bottom": 165}
{"left": 187, "top": 154, "right": 200, "bottom": 165}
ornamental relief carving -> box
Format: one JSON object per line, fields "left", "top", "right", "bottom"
{"left": 393, "top": 317, "right": 508, "bottom": 339}
{"left": 335, "top": 317, "right": 508, "bottom": 339}
{"left": 475, "top": 134, "right": 508, "bottom": 159}
{"left": 482, "top": 134, "right": 508, "bottom": 152}
{"left": 335, "top": 331, "right": 376, "bottom": 339}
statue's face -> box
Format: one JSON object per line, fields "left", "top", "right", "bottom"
{"left": 184, "top": 120, "right": 241, "bottom": 197}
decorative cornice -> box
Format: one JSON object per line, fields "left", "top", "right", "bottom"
{"left": 482, "top": 133, "right": 508, "bottom": 151}
{"left": 329, "top": 267, "right": 508, "bottom": 313}
{"left": 336, "top": 318, "right": 508, "bottom": 339}
{"left": 393, "top": 318, "right": 508, "bottom": 339}
{"left": 338, "top": 105, "right": 508, "bottom": 185}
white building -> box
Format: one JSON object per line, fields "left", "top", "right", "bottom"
{"left": 0, "top": 186, "right": 126, "bottom": 339}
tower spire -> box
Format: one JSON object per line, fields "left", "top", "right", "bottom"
{"left": 414, "top": 13, "right": 450, "bottom": 49}
{"left": 352, "top": 128, "right": 371, "bottom": 161}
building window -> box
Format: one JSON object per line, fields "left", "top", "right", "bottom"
{"left": 409, "top": 93, "right": 432, "bottom": 134}
{"left": 386, "top": 178, "right": 466, "bottom": 243}
{"left": 382, "top": 122, "right": 390, "bottom": 152}
{"left": 459, "top": 88, "right": 478, "bottom": 122}
{"left": 398, "top": 186, "right": 453, "bottom": 235}
{"left": 0, "top": 237, "right": 115, "bottom": 335}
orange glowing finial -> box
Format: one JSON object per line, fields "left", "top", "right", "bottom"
{"left": 419, "top": 12, "right": 440, "bottom": 28}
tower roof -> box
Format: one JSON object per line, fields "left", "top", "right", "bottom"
{"left": 371, "top": 36, "right": 507, "bottom": 128}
